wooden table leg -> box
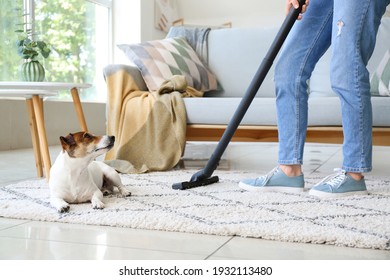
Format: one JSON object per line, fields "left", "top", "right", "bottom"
{"left": 70, "top": 87, "right": 88, "bottom": 132}
{"left": 26, "top": 99, "right": 43, "bottom": 177}
{"left": 32, "top": 95, "right": 51, "bottom": 181}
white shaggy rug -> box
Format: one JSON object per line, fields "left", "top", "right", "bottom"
{"left": 1, "top": 170, "right": 390, "bottom": 250}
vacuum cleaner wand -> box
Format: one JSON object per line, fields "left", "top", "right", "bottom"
{"left": 172, "top": 0, "right": 306, "bottom": 190}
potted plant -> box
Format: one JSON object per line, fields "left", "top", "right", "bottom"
{"left": 15, "top": 17, "right": 51, "bottom": 82}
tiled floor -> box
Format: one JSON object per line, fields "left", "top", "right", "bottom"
{"left": 1, "top": 142, "right": 390, "bottom": 260}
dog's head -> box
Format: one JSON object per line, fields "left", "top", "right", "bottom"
{"left": 60, "top": 132, "right": 115, "bottom": 159}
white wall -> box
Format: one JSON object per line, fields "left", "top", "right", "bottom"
{"left": 139, "top": 0, "right": 286, "bottom": 42}
{"left": 140, "top": 0, "right": 166, "bottom": 42}
{"left": 176, "top": 0, "right": 286, "bottom": 28}
{"left": 112, "top": 0, "right": 142, "bottom": 63}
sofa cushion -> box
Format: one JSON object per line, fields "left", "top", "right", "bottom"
{"left": 206, "top": 27, "right": 279, "bottom": 98}
{"left": 308, "top": 50, "right": 337, "bottom": 98}
{"left": 117, "top": 37, "right": 218, "bottom": 92}
{"left": 183, "top": 96, "right": 390, "bottom": 126}
{"left": 183, "top": 97, "right": 278, "bottom": 125}
{"left": 370, "top": 49, "right": 390, "bottom": 96}
{"left": 182, "top": 97, "right": 344, "bottom": 126}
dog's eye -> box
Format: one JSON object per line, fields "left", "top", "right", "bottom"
{"left": 84, "top": 133, "right": 93, "bottom": 139}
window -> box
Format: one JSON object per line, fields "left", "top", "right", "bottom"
{"left": 0, "top": 0, "right": 24, "bottom": 81}
{"left": 0, "top": 0, "right": 112, "bottom": 101}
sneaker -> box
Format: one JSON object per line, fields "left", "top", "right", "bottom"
{"left": 238, "top": 166, "right": 305, "bottom": 193}
{"left": 309, "top": 169, "right": 368, "bottom": 198}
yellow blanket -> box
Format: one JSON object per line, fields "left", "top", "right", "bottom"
{"left": 104, "top": 70, "right": 203, "bottom": 173}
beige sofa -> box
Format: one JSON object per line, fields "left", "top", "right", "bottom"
{"left": 104, "top": 18, "right": 390, "bottom": 146}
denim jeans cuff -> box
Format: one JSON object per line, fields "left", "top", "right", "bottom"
{"left": 278, "top": 160, "right": 303, "bottom": 165}
{"left": 342, "top": 166, "right": 372, "bottom": 173}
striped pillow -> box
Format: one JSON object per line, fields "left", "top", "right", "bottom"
{"left": 118, "top": 37, "right": 218, "bottom": 92}
{"left": 370, "top": 49, "right": 390, "bottom": 96}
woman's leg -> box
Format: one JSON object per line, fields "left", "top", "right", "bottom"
{"left": 309, "top": 0, "right": 390, "bottom": 198}
{"left": 238, "top": 1, "right": 335, "bottom": 192}
{"left": 275, "top": 0, "right": 334, "bottom": 169}
{"left": 330, "top": 0, "right": 390, "bottom": 174}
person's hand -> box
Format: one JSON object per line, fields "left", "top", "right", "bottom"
{"left": 286, "top": 0, "right": 309, "bottom": 20}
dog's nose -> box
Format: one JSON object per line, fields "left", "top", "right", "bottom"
{"left": 109, "top": 136, "right": 115, "bottom": 142}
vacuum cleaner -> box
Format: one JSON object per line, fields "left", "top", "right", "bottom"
{"left": 172, "top": 0, "right": 306, "bottom": 190}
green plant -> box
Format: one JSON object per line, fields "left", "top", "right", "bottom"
{"left": 15, "top": 16, "right": 51, "bottom": 61}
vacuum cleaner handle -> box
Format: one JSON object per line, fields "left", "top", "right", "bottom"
{"left": 173, "top": 0, "right": 306, "bottom": 190}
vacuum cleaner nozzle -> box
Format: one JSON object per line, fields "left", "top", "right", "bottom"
{"left": 172, "top": 175, "right": 219, "bottom": 190}
{"left": 172, "top": 169, "right": 219, "bottom": 190}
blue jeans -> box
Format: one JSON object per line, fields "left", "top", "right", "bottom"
{"left": 275, "top": 0, "right": 390, "bottom": 173}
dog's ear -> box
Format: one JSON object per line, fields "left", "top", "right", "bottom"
{"left": 60, "top": 133, "right": 76, "bottom": 150}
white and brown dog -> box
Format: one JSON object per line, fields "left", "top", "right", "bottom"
{"left": 49, "top": 132, "right": 131, "bottom": 213}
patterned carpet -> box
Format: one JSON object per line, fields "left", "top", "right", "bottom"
{"left": 1, "top": 169, "right": 390, "bottom": 250}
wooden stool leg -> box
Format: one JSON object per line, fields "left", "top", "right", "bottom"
{"left": 32, "top": 95, "right": 51, "bottom": 181}
{"left": 26, "top": 99, "right": 43, "bottom": 177}
{"left": 70, "top": 87, "right": 88, "bottom": 132}
{"left": 39, "top": 98, "right": 44, "bottom": 122}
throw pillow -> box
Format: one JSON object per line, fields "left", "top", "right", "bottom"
{"left": 118, "top": 37, "right": 218, "bottom": 92}
{"left": 370, "top": 49, "right": 390, "bottom": 96}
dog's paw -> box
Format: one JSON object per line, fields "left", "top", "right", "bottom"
{"left": 51, "top": 200, "right": 70, "bottom": 213}
{"left": 57, "top": 204, "right": 70, "bottom": 213}
{"left": 119, "top": 187, "right": 131, "bottom": 197}
{"left": 92, "top": 200, "right": 105, "bottom": 210}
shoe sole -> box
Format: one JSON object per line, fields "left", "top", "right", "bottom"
{"left": 309, "top": 189, "right": 368, "bottom": 198}
{"left": 238, "top": 182, "right": 304, "bottom": 193}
